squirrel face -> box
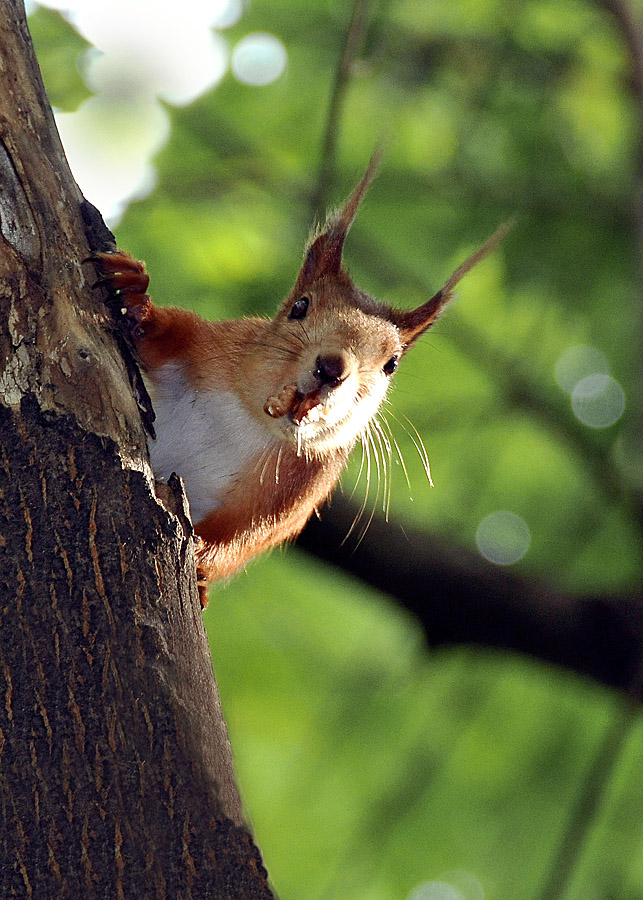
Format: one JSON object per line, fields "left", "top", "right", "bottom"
{"left": 252, "top": 275, "right": 404, "bottom": 455}
{"left": 89, "top": 150, "right": 512, "bottom": 601}
{"left": 238, "top": 152, "right": 512, "bottom": 459}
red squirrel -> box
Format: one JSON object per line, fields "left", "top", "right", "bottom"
{"left": 91, "top": 154, "right": 510, "bottom": 604}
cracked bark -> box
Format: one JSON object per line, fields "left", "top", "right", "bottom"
{"left": 0, "top": 3, "right": 272, "bottom": 897}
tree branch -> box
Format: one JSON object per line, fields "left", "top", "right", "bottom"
{"left": 348, "top": 227, "right": 643, "bottom": 531}
{"left": 310, "top": 0, "right": 373, "bottom": 218}
{"left": 297, "top": 496, "right": 643, "bottom": 695}
{"left": 600, "top": 0, "right": 643, "bottom": 532}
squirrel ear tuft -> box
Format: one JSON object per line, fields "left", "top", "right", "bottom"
{"left": 389, "top": 219, "right": 515, "bottom": 348}
{"left": 296, "top": 148, "right": 383, "bottom": 288}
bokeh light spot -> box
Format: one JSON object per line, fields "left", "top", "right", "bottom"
{"left": 231, "top": 33, "right": 287, "bottom": 86}
{"left": 554, "top": 344, "right": 610, "bottom": 393}
{"left": 408, "top": 882, "right": 463, "bottom": 900}
{"left": 571, "top": 373, "right": 625, "bottom": 428}
{"left": 33, "top": 0, "right": 237, "bottom": 222}
{"left": 55, "top": 96, "right": 170, "bottom": 223}
{"left": 408, "top": 872, "right": 484, "bottom": 900}
{"left": 476, "top": 511, "right": 530, "bottom": 565}
{"left": 209, "top": 0, "right": 243, "bottom": 29}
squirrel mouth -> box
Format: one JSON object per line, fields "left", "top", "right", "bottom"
{"left": 289, "top": 390, "right": 325, "bottom": 425}
{"left": 264, "top": 383, "right": 327, "bottom": 427}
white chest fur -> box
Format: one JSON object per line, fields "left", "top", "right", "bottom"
{"left": 145, "top": 364, "right": 274, "bottom": 524}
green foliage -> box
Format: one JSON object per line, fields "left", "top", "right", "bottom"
{"left": 207, "top": 554, "right": 627, "bottom": 900}
{"left": 28, "top": 7, "right": 91, "bottom": 111}
{"left": 31, "top": 1, "right": 643, "bottom": 898}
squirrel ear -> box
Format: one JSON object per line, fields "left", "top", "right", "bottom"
{"left": 389, "top": 219, "right": 515, "bottom": 348}
{"left": 296, "top": 148, "right": 383, "bottom": 288}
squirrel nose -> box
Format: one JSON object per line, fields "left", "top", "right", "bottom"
{"left": 315, "top": 353, "right": 347, "bottom": 387}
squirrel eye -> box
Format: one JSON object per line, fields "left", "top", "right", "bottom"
{"left": 289, "top": 296, "right": 310, "bottom": 320}
{"left": 383, "top": 355, "right": 399, "bottom": 376}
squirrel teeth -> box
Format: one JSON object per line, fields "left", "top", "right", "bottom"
{"left": 291, "top": 401, "right": 322, "bottom": 426}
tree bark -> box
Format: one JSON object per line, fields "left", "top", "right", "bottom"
{"left": 0, "top": 3, "right": 272, "bottom": 896}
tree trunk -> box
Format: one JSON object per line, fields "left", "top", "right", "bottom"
{"left": 0, "top": 2, "right": 272, "bottom": 896}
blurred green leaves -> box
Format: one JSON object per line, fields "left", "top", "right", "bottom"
{"left": 28, "top": 7, "right": 91, "bottom": 111}
{"left": 30, "top": 1, "right": 643, "bottom": 898}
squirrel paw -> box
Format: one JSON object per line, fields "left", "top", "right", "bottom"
{"left": 196, "top": 565, "right": 210, "bottom": 607}
{"left": 87, "top": 251, "right": 152, "bottom": 336}
{"left": 264, "top": 382, "right": 324, "bottom": 425}
{"left": 194, "top": 543, "right": 211, "bottom": 608}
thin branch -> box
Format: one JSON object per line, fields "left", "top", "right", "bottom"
{"left": 536, "top": 691, "right": 640, "bottom": 900}
{"left": 601, "top": 0, "right": 643, "bottom": 532}
{"left": 310, "top": 0, "right": 373, "bottom": 219}
{"left": 349, "top": 229, "right": 643, "bottom": 537}
{"left": 534, "top": 6, "right": 643, "bottom": 896}
{"left": 603, "top": 0, "right": 643, "bottom": 101}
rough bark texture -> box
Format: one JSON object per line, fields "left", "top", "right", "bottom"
{"left": 0, "top": 3, "right": 272, "bottom": 897}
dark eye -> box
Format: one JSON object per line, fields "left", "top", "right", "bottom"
{"left": 383, "top": 355, "right": 399, "bottom": 376}
{"left": 289, "top": 296, "right": 310, "bottom": 320}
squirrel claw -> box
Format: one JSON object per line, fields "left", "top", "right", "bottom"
{"left": 88, "top": 250, "right": 151, "bottom": 331}
{"left": 89, "top": 251, "right": 150, "bottom": 296}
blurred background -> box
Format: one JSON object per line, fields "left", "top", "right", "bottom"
{"left": 27, "top": 0, "right": 643, "bottom": 897}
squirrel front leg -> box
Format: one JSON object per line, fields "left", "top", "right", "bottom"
{"left": 90, "top": 250, "right": 214, "bottom": 604}
{"left": 90, "top": 251, "right": 205, "bottom": 373}
{"left": 90, "top": 251, "right": 152, "bottom": 333}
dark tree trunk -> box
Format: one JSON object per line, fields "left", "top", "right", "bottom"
{"left": 0, "top": 3, "right": 272, "bottom": 896}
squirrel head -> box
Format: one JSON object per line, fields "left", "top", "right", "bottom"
{"left": 252, "top": 153, "right": 512, "bottom": 457}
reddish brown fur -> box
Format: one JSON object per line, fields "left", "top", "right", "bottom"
{"left": 92, "top": 251, "right": 353, "bottom": 603}
{"left": 91, "top": 158, "right": 510, "bottom": 605}
{"left": 194, "top": 450, "right": 346, "bottom": 580}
